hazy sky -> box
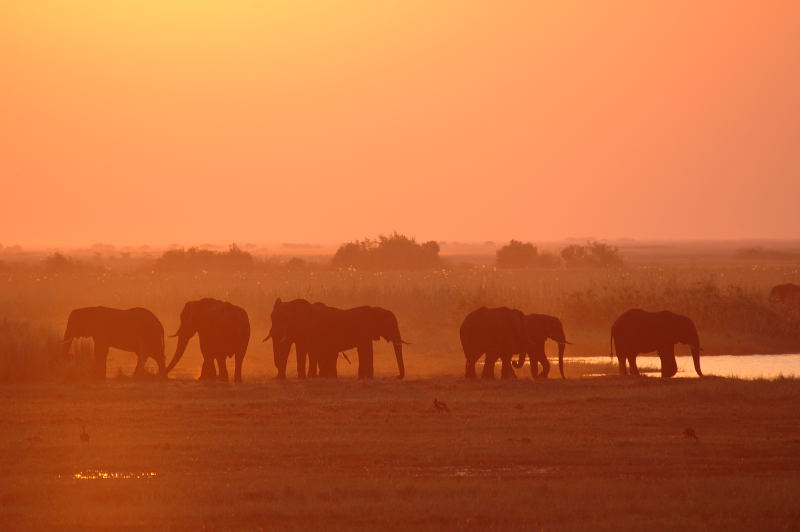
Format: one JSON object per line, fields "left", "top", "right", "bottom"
{"left": 2, "top": 1, "right": 799, "bottom": 247}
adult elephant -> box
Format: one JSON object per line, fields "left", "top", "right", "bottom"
{"left": 460, "top": 306, "right": 530, "bottom": 379}
{"left": 264, "top": 298, "right": 314, "bottom": 379}
{"left": 62, "top": 307, "right": 166, "bottom": 379}
{"left": 610, "top": 308, "right": 703, "bottom": 378}
{"left": 513, "top": 313, "right": 569, "bottom": 379}
{"left": 166, "top": 298, "right": 250, "bottom": 382}
{"left": 265, "top": 298, "right": 406, "bottom": 379}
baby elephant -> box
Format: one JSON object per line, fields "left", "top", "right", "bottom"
{"left": 63, "top": 306, "right": 166, "bottom": 379}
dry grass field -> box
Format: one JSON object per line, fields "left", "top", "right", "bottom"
{"left": 1, "top": 376, "right": 799, "bottom": 531}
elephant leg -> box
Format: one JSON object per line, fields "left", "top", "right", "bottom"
{"left": 537, "top": 353, "right": 550, "bottom": 379}
{"left": 464, "top": 350, "right": 480, "bottom": 379}
{"left": 199, "top": 357, "right": 216, "bottom": 380}
{"left": 297, "top": 347, "right": 307, "bottom": 379}
{"left": 133, "top": 352, "right": 146, "bottom": 377}
{"left": 357, "top": 343, "right": 374, "bottom": 379}
{"left": 628, "top": 355, "right": 641, "bottom": 376}
{"left": 216, "top": 357, "right": 229, "bottom": 381}
{"left": 500, "top": 354, "right": 516, "bottom": 379}
{"left": 93, "top": 343, "right": 109, "bottom": 379}
{"left": 658, "top": 347, "right": 677, "bottom": 378}
{"left": 233, "top": 351, "right": 244, "bottom": 383}
{"left": 616, "top": 353, "right": 628, "bottom": 375}
{"left": 153, "top": 352, "right": 167, "bottom": 378}
{"left": 308, "top": 351, "right": 318, "bottom": 378}
{"left": 319, "top": 351, "right": 337, "bottom": 378}
{"left": 481, "top": 352, "right": 497, "bottom": 379}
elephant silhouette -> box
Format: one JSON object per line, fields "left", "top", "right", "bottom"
{"left": 513, "top": 313, "right": 569, "bottom": 379}
{"left": 460, "top": 306, "right": 530, "bottom": 379}
{"left": 166, "top": 298, "right": 250, "bottom": 382}
{"left": 62, "top": 306, "right": 165, "bottom": 379}
{"left": 265, "top": 298, "right": 405, "bottom": 379}
{"left": 610, "top": 308, "right": 702, "bottom": 378}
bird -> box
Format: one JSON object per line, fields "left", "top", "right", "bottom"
{"left": 683, "top": 428, "right": 698, "bottom": 440}
{"left": 80, "top": 426, "right": 89, "bottom": 443}
{"left": 433, "top": 398, "right": 450, "bottom": 413}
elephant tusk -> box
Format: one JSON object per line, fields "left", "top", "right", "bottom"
{"left": 168, "top": 333, "right": 179, "bottom": 338}
{"left": 399, "top": 340, "right": 412, "bottom": 345}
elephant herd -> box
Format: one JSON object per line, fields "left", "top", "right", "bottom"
{"left": 62, "top": 295, "right": 707, "bottom": 381}
{"left": 460, "top": 306, "right": 703, "bottom": 380}
{"left": 61, "top": 298, "right": 407, "bottom": 382}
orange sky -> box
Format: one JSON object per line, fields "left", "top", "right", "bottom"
{"left": 1, "top": 1, "right": 799, "bottom": 247}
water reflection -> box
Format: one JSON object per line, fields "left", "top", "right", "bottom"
{"left": 70, "top": 470, "right": 157, "bottom": 480}
{"left": 575, "top": 354, "right": 800, "bottom": 379}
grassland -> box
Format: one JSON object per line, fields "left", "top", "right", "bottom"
{"left": 1, "top": 376, "right": 799, "bottom": 531}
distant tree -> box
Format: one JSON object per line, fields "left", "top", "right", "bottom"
{"left": 153, "top": 244, "right": 254, "bottom": 272}
{"left": 43, "top": 252, "right": 75, "bottom": 273}
{"left": 496, "top": 240, "right": 558, "bottom": 268}
{"left": 285, "top": 257, "right": 307, "bottom": 271}
{"left": 560, "top": 241, "right": 623, "bottom": 268}
{"left": 332, "top": 232, "right": 443, "bottom": 271}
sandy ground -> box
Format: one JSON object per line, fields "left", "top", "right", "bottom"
{"left": 1, "top": 370, "right": 799, "bottom": 531}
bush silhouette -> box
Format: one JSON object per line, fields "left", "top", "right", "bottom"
{"left": 332, "top": 233, "right": 442, "bottom": 271}
{"left": 153, "top": 244, "right": 254, "bottom": 272}
{"left": 496, "top": 240, "right": 558, "bottom": 268}
{"left": 560, "top": 241, "right": 623, "bottom": 268}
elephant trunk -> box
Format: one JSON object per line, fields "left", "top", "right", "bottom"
{"left": 512, "top": 351, "right": 526, "bottom": 369}
{"left": 393, "top": 342, "right": 405, "bottom": 379}
{"left": 166, "top": 334, "right": 190, "bottom": 374}
{"left": 691, "top": 345, "right": 703, "bottom": 377}
{"left": 557, "top": 340, "right": 566, "bottom": 379}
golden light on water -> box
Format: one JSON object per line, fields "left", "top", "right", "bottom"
{"left": 69, "top": 470, "right": 157, "bottom": 480}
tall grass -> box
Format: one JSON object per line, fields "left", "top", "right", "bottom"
{"left": 0, "top": 263, "right": 797, "bottom": 377}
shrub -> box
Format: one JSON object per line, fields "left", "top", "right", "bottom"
{"left": 0, "top": 319, "right": 68, "bottom": 382}
{"left": 496, "top": 240, "right": 558, "bottom": 268}
{"left": 332, "top": 233, "right": 443, "bottom": 271}
{"left": 560, "top": 241, "right": 623, "bottom": 268}
{"left": 153, "top": 244, "right": 254, "bottom": 272}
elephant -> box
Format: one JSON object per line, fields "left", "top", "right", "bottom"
{"left": 166, "top": 298, "right": 250, "bottom": 382}
{"left": 264, "top": 298, "right": 314, "bottom": 379}
{"left": 610, "top": 308, "right": 703, "bottom": 378}
{"left": 460, "top": 306, "right": 531, "bottom": 379}
{"left": 62, "top": 306, "right": 166, "bottom": 379}
{"left": 769, "top": 283, "right": 800, "bottom": 310}
{"left": 512, "top": 313, "right": 569, "bottom": 379}
{"left": 264, "top": 298, "right": 406, "bottom": 379}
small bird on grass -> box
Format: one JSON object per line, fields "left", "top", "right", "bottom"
{"left": 683, "top": 428, "right": 699, "bottom": 441}
{"left": 80, "top": 426, "right": 89, "bottom": 443}
{"left": 433, "top": 398, "right": 450, "bottom": 413}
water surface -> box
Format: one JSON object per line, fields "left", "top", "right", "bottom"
{"left": 573, "top": 354, "right": 800, "bottom": 379}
